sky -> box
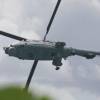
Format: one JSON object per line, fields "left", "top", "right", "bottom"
{"left": 0, "top": 0, "right": 100, "bottom": 100}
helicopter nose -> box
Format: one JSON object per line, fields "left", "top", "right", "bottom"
{"left": 3, "top": 47, "right": 9, "bottom": 54}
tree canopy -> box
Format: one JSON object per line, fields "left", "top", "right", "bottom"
{"left": 0, "top": 86, "right": 52, "bottom": 100}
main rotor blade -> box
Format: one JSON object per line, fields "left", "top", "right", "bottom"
{"left": 0, "top": 31, "right": 27, "bottom": 41}
{"left": 25, "top": 60, "right": 38, "bottom": 90}
{"left": 43, "top": 0, "right": 62, "bottom": 41}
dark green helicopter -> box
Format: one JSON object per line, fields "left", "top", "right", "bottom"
{"left": 0, "top": 0, "right": 100, "bottom": 90}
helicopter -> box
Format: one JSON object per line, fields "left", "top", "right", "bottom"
{"left": 0, "top": 0, "right": 100, "bottom": 90}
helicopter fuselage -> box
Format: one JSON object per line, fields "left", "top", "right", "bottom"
{"left": 4, "top": 40, "right": 72, "bottom": 61}
{"left": 3, "top": 40, "right": 100, "bottom": 67}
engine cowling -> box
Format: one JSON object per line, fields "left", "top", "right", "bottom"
{"left": 55, "top": 42, "right": 66, "bottom": 48}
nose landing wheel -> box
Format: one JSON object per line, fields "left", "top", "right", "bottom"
{"left": 55, "top": 66, "right": 60, "bottom": 70}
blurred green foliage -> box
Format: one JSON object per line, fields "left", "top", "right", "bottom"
{"left": 0, "top": 86, "right": 52, "bottom": 100}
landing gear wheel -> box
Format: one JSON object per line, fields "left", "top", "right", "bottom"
{"left": 55, "top": 66, "right": 60, "bottom": 70}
